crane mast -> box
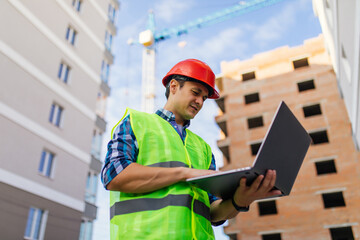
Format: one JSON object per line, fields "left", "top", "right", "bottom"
{"left": 138, "top": 0, "right": 285, "bottom": 113}
{"left": 141, "top": 47, "right": 156, "bottom": 113}
{"left": 139, "top": 11, "right": 156, "bottom": 113}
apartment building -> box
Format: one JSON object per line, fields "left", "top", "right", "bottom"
{"left": 0, "top": 0, "right": 119, "bottom": 239}
{"left": 313, "top": 0, "right": 360, "bottom": 150}
{"left": 215, "top": 35, "right": 360, "bottom": 240}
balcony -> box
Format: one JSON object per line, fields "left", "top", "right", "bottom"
{"left": 100, "top": 80, "right": 111, "bottom": 96}
{"left": 215, "top": 114, "right": 228, "bottom": 137}
{"left": 83, "top": 202, "right": 97, "bottom": 220}
{"left": 107, "top": 21, "right": 117, "bottom": 36}
{"left": 217, "top": 137, "right": 230, "bottom": 163}
{"left": 104, "top": 48, "right": 114, "bottom": 65}
{"left": 215, "top": 96, "right": 226, "bottom": 113}
{"left": 95, "top": 115, "right": 106, "bottom": 132}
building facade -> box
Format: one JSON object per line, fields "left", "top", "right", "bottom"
{"left": 312, "top": 0, "right": 360, "bottom": 150}
{"left": 215, "top": 36, "right": 360, "bottom": 240}
{"left": 0, "top": 0, "right": 118, "bottom": 239}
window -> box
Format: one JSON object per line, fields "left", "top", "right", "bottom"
{"left": 322, "top": 192, "right": 346, "bottom": 208}
{"left": 79, "top": 218, "right": 93, "bottom": 240}
{"left": 58, "top": 62, "right": 71, "bottom": 83}
{"left": 247, "top": 116, "right": 264, "bottom": 129}
{"left": 65, "top": 26, "right": 77, "bottom": 45}
{"left": 38, "top": 150, "right": 55, "bottom": 178}
{"left": 242, "top": 71, "right": 256, "bottom": 81}
{"left": 341, "top": 45, "right": 351, "bottom": 82}
{"left": 329, "top": 226, "right": 354, "bottom": 240}
{"left": 258, "top": 200, "right": 278, "bottom": 216}
{"left": 228, "top": 233, "right": 238, "bottom": 240}
{"left": 72, "top": 0, "right": 82, "bottom": 12}
{"left": 24, "top": 207, "right": 48, "bottom": 240}
{"left": 309, "top": 130, "right": 329, "bottom": 144}
{"left": 108, "top": 4, "right": 116, "bottom": 23}
{"left": 49, "top": 103, "right": 63, "bottom": 127}
{"left": 250, "top": 141, "right": 262, "bottom": 156}
{"left": 315, "top": 159, "right": 337, "bottom": 175}
{"left": 293, "top": 57, "right": 309, "bottom": 69}
{"left": 262, "top": 233, "right": 282, "bottom": 240}
{"left": 85, "top": 172, "right": 98, "bottom": 204}
{"left": 297, "top": 79, "right": 315, "bottom": 92}
{"left": 105, "top": 31, "right": 113, "bottom": 51}
{"left": 244, "top": 92, "right": 260, "bottom": 104}
{"left": 303, "top": 104, "right": 322, "bottom": 117}
{"left": 101, "top": 60, "right": 110, "bottom": 83}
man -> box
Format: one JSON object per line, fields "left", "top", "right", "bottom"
{"left": 101, "top": 59, "right": 281, "bottom": 240}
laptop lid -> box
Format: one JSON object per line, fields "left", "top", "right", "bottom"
{"left": 252, "top": 101, "right": 312, "bottom": 195}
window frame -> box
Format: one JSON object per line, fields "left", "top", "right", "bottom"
{"left": 85, "top": 171, "right": 98, "bottom": 204}
{"left": 297, "top": 79, "right": 315, "bottom": 92}
{"left": 79, "top": 218, "right": 93, "bottom": 240}
{"left": 38, "top": 150, "right": 56, "bottom": 178}
{"left": 65, "top": 26, "right": 77, "bottom": 46}
{"left": 72, "top": 0, "right": 82, "bottom": 12}
{"left": 105, "top": 31, "right": 113, "bottom": 51}
{"left": 58, "top": 62, "right": 71, "bottom": 84}
{"left": 24, "top": 207, "right": 48, "bottom": 240}
{"left": 101, "top": 60, "right": 110, "bottom": 83}
{"left": 49, "top": 103, "right": 64, "bottom": 128}
{"left": 322, "top": 191, "right": 346, "bottom": 208}
{"left": 258, "top": 199, "right": 278, "bottom": 216}
{"left": 314, "top": 158, "right": 337, "bottom": 175}
{"left": 244, "top": 92, "right": 260, "bottom": 104}
{"left": 108, "top": 4, "right": 116, "bottom": 23}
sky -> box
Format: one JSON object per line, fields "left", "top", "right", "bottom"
{"left": 93, "top": 0, "right": 322, "bottom": 239}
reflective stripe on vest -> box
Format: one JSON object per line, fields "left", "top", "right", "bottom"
{"left": 109, "top": 108, "right": 214, "bottom": 240}
{"left": 110, "top": 194, "right": 210, "bottom": 221}
{"left": 148, "top": 161, "right": 191, "bottom": 168}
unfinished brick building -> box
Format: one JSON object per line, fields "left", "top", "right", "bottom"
{"left": 215, "top": 35, "right": 360, "bottom": 240}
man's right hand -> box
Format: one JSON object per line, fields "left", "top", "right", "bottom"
{"left": 107, "top": 163, "right": 217, "bottom": 193}
{"left": 181, "top": 168, "right": 218, "bottom": 181}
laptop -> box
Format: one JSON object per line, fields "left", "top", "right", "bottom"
{"left": 187, "top": 101, "right": 312, "bottom": 200}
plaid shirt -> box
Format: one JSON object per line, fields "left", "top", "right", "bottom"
{"left": 101, "top": 108, "right": 219, "bottom": 204}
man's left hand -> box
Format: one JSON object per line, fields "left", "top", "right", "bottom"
{"left": 232, "top": 169, "right": 282, "bottom": 207}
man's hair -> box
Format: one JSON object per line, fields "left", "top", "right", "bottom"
{"left": 165, "top": 75, "right": 213, "bottom": 99}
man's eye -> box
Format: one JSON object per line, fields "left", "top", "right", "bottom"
{"left": 192, "top": 91, "right": 199, "bottom": 95}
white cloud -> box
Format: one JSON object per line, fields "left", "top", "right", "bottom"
{"left": 155, "top": 24, "right": 248, "bottom": 75}
{"left": 252, "top": 0, "right": 309, "bottom": 46}
{"left": 195, "top": 26, "right": 247, "bottom": 61}
{"left": 154, "top": 0, "right": 195, "bottom": 23}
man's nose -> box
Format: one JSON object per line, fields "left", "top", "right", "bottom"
{"left": 194, "top": 96, "right": 203, "bottom": 106}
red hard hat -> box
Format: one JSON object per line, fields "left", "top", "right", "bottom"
{"left": 162, "top": 59, "right": 220, "bottom": 99}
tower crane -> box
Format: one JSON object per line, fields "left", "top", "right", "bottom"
{"left": 136, "top": 0, "right": 285, "bottom": 113}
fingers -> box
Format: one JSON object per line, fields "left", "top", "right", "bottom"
{"left": 250, "top": 174, "right": 264, "bottom": 191}
{"left": 238, "top": 178, "right": 247, "bottom": 190}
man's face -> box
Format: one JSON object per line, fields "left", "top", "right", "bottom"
{"left": 172, "top": 80, "right": 209, "bottom": 121}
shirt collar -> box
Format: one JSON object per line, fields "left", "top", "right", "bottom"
{"left": 155, "top": 108, "right": 191, "bottom": 129}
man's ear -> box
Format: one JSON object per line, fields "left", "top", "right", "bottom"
{"left": 169, "top": 79, "right": 178, "bottom": 95}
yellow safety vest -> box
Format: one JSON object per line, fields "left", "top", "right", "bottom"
{"left": 109, "top": 108, "right": 215, "bottom": 240}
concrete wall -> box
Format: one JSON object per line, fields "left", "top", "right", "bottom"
{"left": 313, "top": 0, "right": 360, "bottom": 150}
{"left": 0, "top": 0, "right": 118, "bottom": 238}
{"left": 0, "top": 183, "right": 82, "bottom": 240}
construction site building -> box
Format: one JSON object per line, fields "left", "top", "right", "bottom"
{"left": 215, "top": 35, "right": 360, "bottom": 240}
